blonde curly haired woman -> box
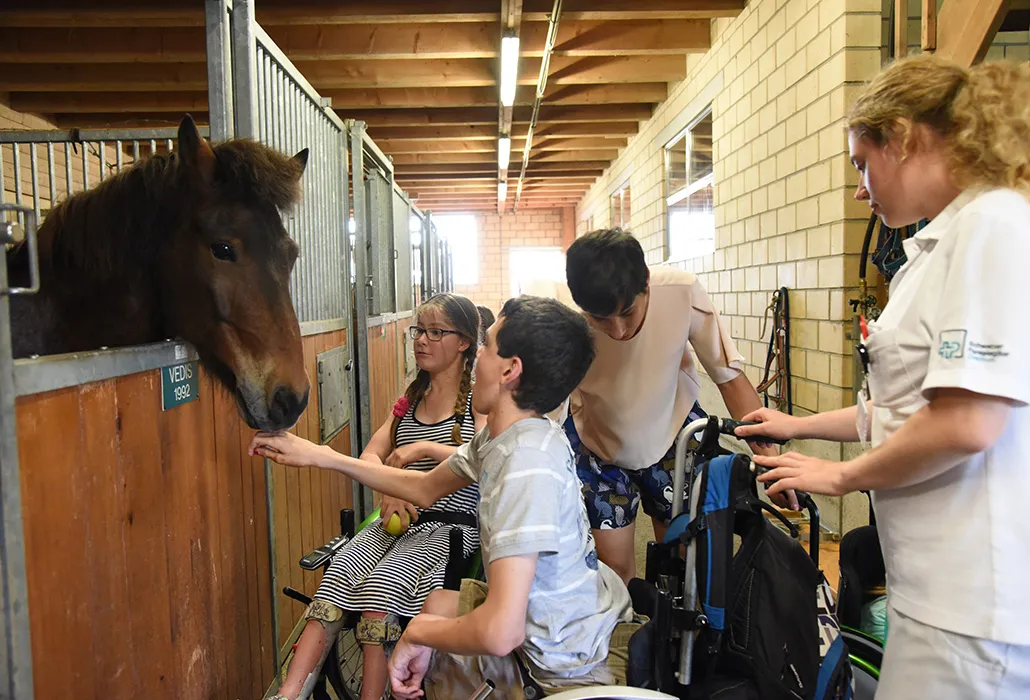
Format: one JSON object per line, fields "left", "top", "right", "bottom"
{"left": 736, "top": 55, "right": 1030, "bottom": 699}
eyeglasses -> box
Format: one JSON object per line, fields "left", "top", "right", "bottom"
{"left": 408, "top": 326, "right": 461, "bottom": 342}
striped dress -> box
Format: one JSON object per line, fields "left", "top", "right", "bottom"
{"left": 314, "top": 393, "right": 480, "bottom": 617}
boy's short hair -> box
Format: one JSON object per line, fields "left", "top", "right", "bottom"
{"left": 497, "top": 296, "right": 595, "bottom": 413}
{"left": 565, "top": 229, "right": 648, "bottom": 316}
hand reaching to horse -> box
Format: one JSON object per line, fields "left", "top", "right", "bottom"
{"left": 248, "top": 431, "right": 334, "bottom": 470}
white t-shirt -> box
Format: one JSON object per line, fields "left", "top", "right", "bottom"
{"left": 569, "top": 266, "right": 744, "bottom": 470}
{"left": 864, "top": 188, "right": 1030, "bottom": 644}
{"left": 448, "top": 418, "right": 631, "bottom": 677}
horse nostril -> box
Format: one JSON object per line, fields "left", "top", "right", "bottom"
{"left": 269, "top": 386, "right": 306, "bottom": 428}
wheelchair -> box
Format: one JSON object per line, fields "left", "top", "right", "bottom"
{"left": 528, "top": 416, "right": 874, "bottom": 700}
{"left": 274, "top": 506, "right": 482, "bottom": 700}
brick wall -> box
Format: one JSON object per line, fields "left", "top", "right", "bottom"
{"left": 576, "top": 0, "right": 887, "bottom": 532}
{"left": 453, "top": 208, "right": 571, "bottom": 314}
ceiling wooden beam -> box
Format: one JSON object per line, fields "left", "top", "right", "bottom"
{"left": 343, "top": 103, "right": 652, "bottom": 127}
{"left": 936, "top": 0, "right": 1011, "bottom": 65}
{"left": 0, "top": 0, "right": 741, "bottom": 27}
{"left": 388, "top": 149, "right": 620, "bottom": 164}
{"left": 376, "top": 136, "right": 625, "bottom": 153}
{"left": 49, "top": 113, "right": 209, "bottom": 129}
{"left": 368, "top": 120, "right": 638, "bottom": 141}
{"left": 398, "top": 176, "right": 597, "bottom": 187}
{"left": 521, "top": 0, "right": 745, "bottom": 20}
{"left": 524, "top": 19, "right": 710, "bottom": 56}
{"left": 522, "top": 121, "right": 639, "bottom": 138}
{"left": 0, "top": 54, "right": 682, "bottom": 92}
{"left": 394, "top": 160, "right": 610, "bottom": 174}
{"left": 0, "top": 19, "right": 704, "bottom": 63}
{"left": 11, "top": 82, "right": 664, "bottom": 114}
{"left": 8, "top": 91, "right": 209, "bottom": 114}
{"left": 325, "top": 83, "right": 666, "bottom": 108}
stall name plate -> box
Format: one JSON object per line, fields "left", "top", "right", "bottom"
{"left": 162, "top": 360, "right": 199, "bottom": 411}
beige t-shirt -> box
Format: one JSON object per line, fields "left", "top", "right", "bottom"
{"left": 569, "top": 266, "right": 743, "bottom": 470}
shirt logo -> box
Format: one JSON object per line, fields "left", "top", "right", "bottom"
{"left": 937, "top": 329, "right": 967, "bottom": 359}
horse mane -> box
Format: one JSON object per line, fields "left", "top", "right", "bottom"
{"left": 37, "top": 138, "right": 304, "bottom": 282}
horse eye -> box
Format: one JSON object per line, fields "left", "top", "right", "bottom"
{"left": 211, "top": 242, "right": 237, "bottom": 262}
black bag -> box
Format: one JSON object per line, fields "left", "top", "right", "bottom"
{"left": 633, "top": 453, "right": 853, "bottom": 700}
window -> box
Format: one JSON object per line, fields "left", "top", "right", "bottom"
{"left": 433, "top": 214, "right": 478, "bottom": 286}
{"left": 509, "top": 247, "right": 566, "bottom": 299}
{"left": 665, "top": 108, "right": 714, "bottom": 261}
{"left": 610, "top": 181, "right": 631, "bottom": 230}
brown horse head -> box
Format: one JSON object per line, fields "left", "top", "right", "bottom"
{"left": 159, "top": 116, "right": 310, "bottom": 430}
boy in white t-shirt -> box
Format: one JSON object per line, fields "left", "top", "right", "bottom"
{"left": 564, "top": 229, "right": 790, "bottom": 582}
{"left": 251, "top": 296, "right": 634, "bottom": 699}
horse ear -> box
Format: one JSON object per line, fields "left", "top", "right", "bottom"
{"left": 292, "top": 149, "right": 309, "bottom": 177}
{"left": 177, "top": 114, "right": 216, "bottom": 182}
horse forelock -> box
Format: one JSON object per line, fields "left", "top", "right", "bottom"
{"left": 211, "top": 140, "right": 303, "bottom": 215}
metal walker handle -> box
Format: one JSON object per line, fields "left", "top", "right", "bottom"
{"left": 1, "top": 205, "right": 40, "bottom": 296}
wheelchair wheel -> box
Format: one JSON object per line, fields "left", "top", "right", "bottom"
{"left": 842, "top": 627, "right": 881, "bottom": 700}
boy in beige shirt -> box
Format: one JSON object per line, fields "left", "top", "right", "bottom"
{"left": 564, "top": 229, "right": 791, "bottom": 582}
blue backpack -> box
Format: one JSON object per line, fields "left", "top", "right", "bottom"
{"left": 633, "top": 453, "right": 853, "bottom": 700}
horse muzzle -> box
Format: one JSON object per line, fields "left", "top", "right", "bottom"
{"left": 236, "top": 383, "right": 309, "bottom": 431}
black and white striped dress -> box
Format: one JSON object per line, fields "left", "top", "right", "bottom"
{"left": 314, "top": 394, "right": 480, "bottom": 617}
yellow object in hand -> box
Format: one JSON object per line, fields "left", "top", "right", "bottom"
{"left": 385, "top": 512, "right": 407, "bottom": 536}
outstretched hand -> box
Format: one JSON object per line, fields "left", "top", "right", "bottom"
{"left": 248, "top": 431, "right": 333, "bottom": 470}
{"left": 754, "top": 452, "right": 849, "bottom": 497}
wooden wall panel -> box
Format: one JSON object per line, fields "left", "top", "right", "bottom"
{"left": 13, "top": 326, "right": 367, "bottom": 698}
{"left": 367, "top": 319, "right": 408, "bottom": 438}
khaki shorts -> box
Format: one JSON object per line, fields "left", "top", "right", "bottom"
{"left": 424, "top": 579, "right": 641, "bottom": 700}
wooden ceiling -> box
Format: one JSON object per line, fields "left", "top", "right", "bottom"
{"left": 0, "top": 0, "right": 746, "bottom": 212}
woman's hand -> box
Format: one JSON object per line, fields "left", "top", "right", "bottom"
{"left": 754, "top": 452, "right": 849, "bottom": 497}
{"left": 734, "top": 407, "right": 803, "bottom": 446}
{"left": 248, "top": 431, "right": 334, "bottom": 470}
{"left": 381, "top": 495, "right": 419, "bottom": 530}
{"left": 386, "top": 442, "right": 430, "bottom": 469}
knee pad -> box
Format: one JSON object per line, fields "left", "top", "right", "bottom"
{"left": 355, "top": 613, "right": 402, "bottom": 647}
{"left": 303, "top": 600, "right": 344, "bottom": 637}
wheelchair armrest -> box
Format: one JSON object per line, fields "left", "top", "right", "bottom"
{"left": 299, "top": 533, "right": 350, "bottom": 571}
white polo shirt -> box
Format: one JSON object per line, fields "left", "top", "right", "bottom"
{"left": 864, "top": 188, "right": 1030, "bottom": 644}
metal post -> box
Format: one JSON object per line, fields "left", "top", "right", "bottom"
{"left": 0, "top": 206, "right": 37, "bottom": 700}
{"left": 226, "top": 2, "right": 277, "bottom": 682}
{"left": 230, "top": 0, "right": 258, "bottom": 139}
{"left": 348, "top": 122, "right": 374, "bottom": 521}
{"left": 205, "top": 0, "right": 235, "bottom": 141}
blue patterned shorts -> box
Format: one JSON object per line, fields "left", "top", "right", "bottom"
{"left": 564, "top": 403, "right": 708, "bottom": 529}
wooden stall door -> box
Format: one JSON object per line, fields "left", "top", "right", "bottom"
{"left": 15, "top": 337, "right": 354, "bottom": 699}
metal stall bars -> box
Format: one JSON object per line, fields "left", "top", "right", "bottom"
{"left": 223, "top": 0, "right": 354, "bottom": 685}
{"left": 0, "top": 129, "right": 197, "bottom": 223}
{"left": 421, "top": 212, "right": 440, "bottom": 300}
{"left": 347, "top": 120, "right": 396, "bottom": 520}
{"left": 391, "top": 185, "right": 424, "bottom": 392}
{"left": 0, "top": 205, "right": 38, "bottom": 700}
